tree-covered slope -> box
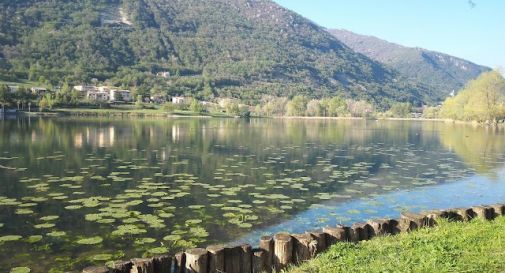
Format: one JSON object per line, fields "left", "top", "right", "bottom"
{"left": 1, "top": 0, "right": 433, "bottom": 106}
{"left": 329, "top": 29, "right": 491, "bottom": 97}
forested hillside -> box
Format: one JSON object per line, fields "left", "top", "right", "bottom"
{"left": 0, "top": 0, "right": 435, "bottom": 107}
{"left": 329, "top": 29, "right": 490, "bottom": 97}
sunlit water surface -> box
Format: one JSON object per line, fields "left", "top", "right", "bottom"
{"left": 1, "top": 117, "right": 504, "bottom": 272}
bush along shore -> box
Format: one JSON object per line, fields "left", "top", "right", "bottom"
{"left": 76, "top": 203, "right": 505, "bottom": 273}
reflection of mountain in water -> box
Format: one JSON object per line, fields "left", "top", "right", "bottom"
{"left": 1, "top": 118, "right": 505, "bottom": 271}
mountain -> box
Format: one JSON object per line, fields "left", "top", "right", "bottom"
{"left": 0, "top": 0, "right": 435, "bottom": 107}
{"left": 328, "top": 29, "right": 491, "bottom": 97}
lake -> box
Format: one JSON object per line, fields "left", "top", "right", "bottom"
{"left": 1, "top": 117, "right": 505, "bottom": 272}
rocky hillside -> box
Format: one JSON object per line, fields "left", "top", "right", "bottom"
{"left": 329, "top": 29, "right": 490, "bottom": 97}
{"left": 0, "top": 0, "right": 434, "bottom": 106}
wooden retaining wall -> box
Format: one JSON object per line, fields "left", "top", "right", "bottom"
{"left": 80, "top": 203, "right": 505, "bottom": 273}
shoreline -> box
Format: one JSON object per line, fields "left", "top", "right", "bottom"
{"left": 3, "top": 109, "right": 504, "bottom": 127}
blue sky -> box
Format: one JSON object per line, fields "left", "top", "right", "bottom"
{"left": 273, "top": 0, "right": 504, "bottom": 69}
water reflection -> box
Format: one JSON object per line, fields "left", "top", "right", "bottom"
{"left": 0, "top": 117, "right": 504, "bottom": 272}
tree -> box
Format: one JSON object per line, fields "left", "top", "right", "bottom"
{"left": 388, "top": 102, "right": 412, "bottom": 118}
{"left": 286, "top": 95, "right": 308, "bottom": 116}
{"left": 347, "top": 100, "right": 374, "bottom": 117}
{"left": 260, "top": 96, "right": 288, "bottom": 116}
{"left": 306, "top": 99, "right": 323, "bottom": 117}
{"left": 135, "top": 95, "right": 144, "bottom": 109}
{"left": 189, "top": 98, "right": 204, "bottom": 113}
{"left": 0, "top": 84, "right": 10, "bottom": 113}
{"left": 327, "top": 96, "right": 348, "bottom": 117}
{"left": 440, "top": 70, "right": 505, "bottom": 122}
{"left": 422, "top": 106, "right": 440, "bottom": 119}
{"left": 225, "top": 101, "right": 240, "bottom": 116}
{"left": 39, "top": 94, "right": 55, "bottom": 112}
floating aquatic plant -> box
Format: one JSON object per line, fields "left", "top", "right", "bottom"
{"left": 76, "top": 236, "right": 103, "bottom": 245}
{"left": 10, "top": 267, "right": 30, "bottom": 273}
{"left": 0, "top": 235, "right": 22, "bottom": 243}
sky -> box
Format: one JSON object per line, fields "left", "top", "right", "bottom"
{"left": 273, "top": 0, "right": 505, "bottom": 69}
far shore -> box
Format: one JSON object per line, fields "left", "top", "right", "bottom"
{"left": 3, "top": 108, "right": 504, "bottom": 127}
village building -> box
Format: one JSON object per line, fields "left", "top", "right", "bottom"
{"left": 8, "top": 86, "right": 19, "bottom": 94}
{"left": 150, "top": 94, "right": 167, "bottom": 104}
{"left": 73, "top": 85, "right": 132, "bottom": 102}
{"left": 109, "top": 89, "right": 132, "bottom": 102}
{"left": 30, "top": 87, "right": 48, "bottom": 96}
{"left": 156, "top": 71, "right": 171, "bottom": 78}
{"left": 86, "top": 91, "right": 109, "bottom": 101}
{"left": 172, "top": 96, "right": 188, "bottom": 104}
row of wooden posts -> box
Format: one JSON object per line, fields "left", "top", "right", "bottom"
{"left": 81, "top": 203, "right": 505, "bottom": 273}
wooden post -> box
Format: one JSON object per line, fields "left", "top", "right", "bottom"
{"left": 399, "top": 212, "right": 427, "bottom": 232}
{"left": 422, "top": 210, "right": 448, "bottom": 227}
{"left": 108, "top": 260, "right": 132, "bottom": 273}
{"left": 273, "top": 233, "right": 293, "bottom": 272}
{"left": 153, "top": 255, "right": 172, "bottom": 273}
{"left": 224, "top": 246, "right": 241, "bottom": 273}
{"left": 131, "top": 258, "right": 154, "bottom": 273}
{"left": 388, "top": 219, "right": 400, "bottom": 234}
{"left": 174, "top": 252, "right": 186, "bottom": 273}
{"left": 472, "top": 206, "right": 495, "bottom": 220}
{"left": 259, "top": 236, "right": 274, "bottom": 273}
{"left": 306, "top": 231, "right": 327, "bottom": 255}
{"left": 452, "top": 208, "right": 476, "bottom": 221}
{"left": 82, "top": 266, "right": 109, "bottom": 273}
{"left": 491, "top": 204, "right": 505, "bottom": 217}
{"left": 240, "top": 244, "right": 253, "bottom": 273}
{"left": 323, "top": 226, "right": 346, "bottom": 246}
{"left": 207, "top": 245, "right": 225, "bottom": 273}
{"left": 351, "top": 223, "right": 372, "bottom": 241}
{"left": 367, "top": 219, "right": 391, "bottom": 237}
{"left": 292, "top": 233, "right": 313, "bottom": 264}
{"left": 185, "top": 248, "right": 208, "bottom": 273}
{"left": 252, "top": 248, "right": 266, "bottom": 273}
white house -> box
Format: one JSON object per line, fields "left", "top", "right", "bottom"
{"left": 87, "top": 91, "right": 109, "bottom": 101}
{"left": 156, "top": 71, "right": 170, "bottom": 78}
{"left": 8, "top": 86, "right": 19, "bottom": 94}
{"left": 110, "top": 89, "right": 132, "bottom": 102}
{"left": 172, "top": 96, "right": 188, "bottom": 104}
{"left": 150, "top": 94, "right": 166, "bottom": 104}
{"left": 73, "top": 85, "right": 97, "bottom": 93}
{"left": 31, "top": 87, "right": 48, "bottom": 96}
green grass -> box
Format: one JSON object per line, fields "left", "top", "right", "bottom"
{"left": 0, "top": 79, "right": 39, "bottom": 87}
{"left": 287, "top": 217, "right": 505, "bottom": 273}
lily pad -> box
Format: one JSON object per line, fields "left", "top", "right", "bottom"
{"left": 0, "top": 235, "right": 22, "bottom": 243}
{"left": 148, "top": 247, "right": 168, "bottom": 255}
{"left": 10, "top": 267, "right": 30, "bottom": 273}
{"left": 26, "top": 235, "right": 43, "bottom": 243}
{"left": 76, "top": 236, "right": 103, "bottom": 245}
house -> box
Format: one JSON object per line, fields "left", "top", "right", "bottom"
{"left": 172, "top": 96, "right": 188, "bottom": 104}
{"left": 156, "top": 71, "right": 171, "bottom": 78}
{"left": 110, "top": 89, "right": 132, "bottom": 102}
{"left": 73, "top": 85, "right": 97, "bottom": 93}
{"left": 86, "top": 91, "right": 109, "bottom": 101}
{"left": 150, "top": 94, "right": 167, "bottom": 104}
{"left": 30, "top": 87, "right": 48, "bottom": 96}
{"left": 8, "top": 86, "right": 19, "bottom": 94}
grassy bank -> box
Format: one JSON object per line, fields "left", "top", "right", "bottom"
{"left": 288, "top": 217, "right": 505, "bottom": 273}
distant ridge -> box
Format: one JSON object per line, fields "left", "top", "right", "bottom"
{"left": 328, "top": 28, "right": 491, "bottom": 97}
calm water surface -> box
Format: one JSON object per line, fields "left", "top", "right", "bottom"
{"left": 1, "top": 117, "right": 505, "bottom": 272}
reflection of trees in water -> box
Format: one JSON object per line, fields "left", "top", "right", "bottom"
{"left": 438, "top": 123, "right": 505, "bottom": 175}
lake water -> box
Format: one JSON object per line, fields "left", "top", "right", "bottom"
{"left": 1, "top": 117, "right": 505, "bottom": 272}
